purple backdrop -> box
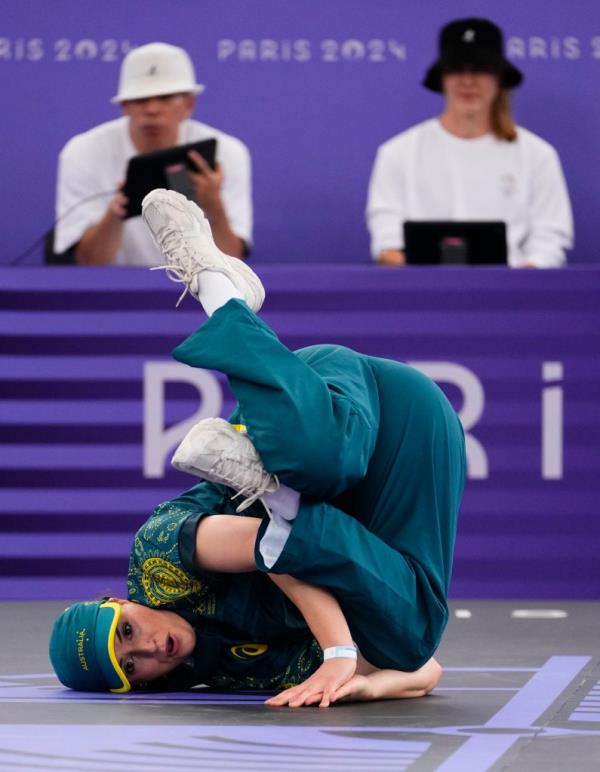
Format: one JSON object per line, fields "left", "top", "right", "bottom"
{"left": 2, "top": 0, "right": 600, "bottom": 266}
{"left": 1, "top": 265, "right": 599, "bottom": 601}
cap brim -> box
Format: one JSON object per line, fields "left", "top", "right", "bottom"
{"left": 423, "top": 59, "right": 523, "bottom": 92}
{"left": 96, "top": 602, "right": 131, "bottom": 693}
{"left": 111, "top": 83, "right": 204, "bottom": 104}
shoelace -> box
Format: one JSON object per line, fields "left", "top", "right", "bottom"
{"left": 209, "top": 455, "right": 279, "bottom": 514}
{"left": 149, "top": 229, "right": 200, "bottom": 307}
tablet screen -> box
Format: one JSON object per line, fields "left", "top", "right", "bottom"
{"left": 123, "top": 138, "right": 217, "bottom": 218}
{"left": 165, "top": 163, "right": 196, "bottom": 201}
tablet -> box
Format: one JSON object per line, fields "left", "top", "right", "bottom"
{"left": 404, "top": 221, "right": 507, "bottom": 265}
{"left": 123, "top": 138, "right": 217, "bottom": 218}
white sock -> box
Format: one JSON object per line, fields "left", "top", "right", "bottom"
{"left": 198, "top": 271, "right": 243, "bottom": 317}
{"left": 263, "top": 483, "right": 301, "bottom": 522}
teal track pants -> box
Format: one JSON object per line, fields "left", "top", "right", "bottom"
{"left": 172, "top": 300, "right": 466, "bottom": 671}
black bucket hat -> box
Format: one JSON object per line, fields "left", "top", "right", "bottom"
{"left": 423, "top": 18, "right": 523, "bottom": 93}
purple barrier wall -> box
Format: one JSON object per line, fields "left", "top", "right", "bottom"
{"left": 2, "top": 0, "right": 600, "bottom": 266}
{"left": 1, "top": 265, "right": 599, "bottom": 601}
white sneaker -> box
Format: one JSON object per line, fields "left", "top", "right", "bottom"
{"left": 172, "top": 418, "right": 279, "bottom": 512}
{"left": 142, "top": 188, "right": 264, "bottom": 312}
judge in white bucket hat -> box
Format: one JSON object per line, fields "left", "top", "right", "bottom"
{"left": 54, "top": 42, "right": 252, "bottom": 266}
{"left": 111, "top": 43, "right": 204, "bottom": 103}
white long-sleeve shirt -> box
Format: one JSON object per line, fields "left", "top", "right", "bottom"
{"left": 366, "top": 119, "right": 573, "bottom": 267}
{"left": 54, "top": 117, "right": 252, "bottom": 265}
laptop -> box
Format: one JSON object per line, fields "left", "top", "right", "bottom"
{"left": 404, "top": 221, "right": 507, "bottom": 265}
{"left": 123, "top": 138, "right": 217, "bottom": 218}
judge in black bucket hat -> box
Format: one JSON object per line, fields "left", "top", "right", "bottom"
{"left": 366, "top": 18, "right": 573, "bottom": 269}
{"left": 423, "top": 18, "right": 523, "bottom": 92}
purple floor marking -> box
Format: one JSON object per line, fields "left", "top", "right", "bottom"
{"left": 0, "top": 673, "right": 55, "bottom": 679}
{"left": 570, "top": 680, "right": 600, "bottom": 722}
{"left": 0, "top": 675, "right": 269, "bottom": 705}
{"left": 0, "top": 672, "right": 523, "bottom": 705}
{"left": 0, "top": 725, "right": 431, "bottom": 771}
{"left": 437, "top": 735, "right": 520, "bottom": 772}
{"left": 2, "top": 658, "right": 599, "bottom": 770}
{"left": 485, "top": 656, "right": 590, "bottom": 728}
{"left": 437, "top": 656, "right": 593, "bottom": 772}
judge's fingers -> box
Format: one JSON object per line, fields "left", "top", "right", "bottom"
{"left": 188, "top": 150, "right": 212, "bottom": 174}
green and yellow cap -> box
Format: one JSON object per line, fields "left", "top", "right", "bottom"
{"left": 49, "top": 600, "right": 131, "bottom": 693}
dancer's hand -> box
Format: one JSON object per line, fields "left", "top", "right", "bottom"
{"left": 329, "top": 674, "right": 376, "bottom": 703}
{"left": 265, "top": 658, "right": 357, "bottom": 708}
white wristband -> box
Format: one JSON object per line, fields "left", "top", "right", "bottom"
{"left": 323, "top": 645, "right": 358, "bottom": 661}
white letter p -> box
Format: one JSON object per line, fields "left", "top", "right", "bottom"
{"left": 143, "top": 362, "right": 223, "bottom": 478}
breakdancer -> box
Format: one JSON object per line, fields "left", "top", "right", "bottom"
{"left": 49, "top": 190, "right": 465, "bottom": 707}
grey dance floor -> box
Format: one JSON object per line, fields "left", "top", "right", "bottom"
{"left": 0, "top": 600, "right": 599, "bottom": 772}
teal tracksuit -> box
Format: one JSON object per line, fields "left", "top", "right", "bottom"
{"left": 161, "top": 299, "right": 466, "bottom": 677}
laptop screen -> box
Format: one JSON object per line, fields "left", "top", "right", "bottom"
{"left": 404, "top": 221, "right": 507, "bottom": 265}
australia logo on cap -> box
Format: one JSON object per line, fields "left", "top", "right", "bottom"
{"left": 146, "top": 65, "right": 158, "bottom": 76}
{"left": 76, "top": 628, "right": 89, "bottom": 671}
{"left": 462, "top": 29, "right": 476, "bottom": 43}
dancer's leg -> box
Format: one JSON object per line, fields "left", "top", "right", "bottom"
{"left": 252, "top": 358, "right": 466, "bottom": 672}
{"left": 172, "top": 300, "right": 381, "bottom": 499}
{"left": 142, "top": 188, "right": 264, "bottom": 314}
{"left": 197, "top": 272, "right": 243, "bottom": 316}
{"left": 143, "top": 188, "right": 379, "bottom": 498}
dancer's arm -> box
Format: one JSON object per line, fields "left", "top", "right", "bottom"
{"left": 193, "top": 515, "right": 440, "bottom": 704}
{"left": 194, "top": 514, "right": 260, "bottom": 572}
{"left": 267, "top": 573, "right": 354, "bottom": 650}
{"left": 194, "top": 515, "right": 356, "bottom": 705}
{"left": 264, "top": 575, "right": 441, "bottom": 706}
{"left": 194, "top": 516, "right": 353, "bottom": 648}
{"left": 194, "top": 516, "right": 353, "bottom": 647}
{"left": 265, "top": 573, "right": 357, "bottom": 707}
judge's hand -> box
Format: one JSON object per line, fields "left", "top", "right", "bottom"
{"left": 188, "top": 151, "right": 224, "bottom": 212}
{"left": 377, "top": 249, "right": 406, "bottom": 266}
{"left": 265, "top": 657, "right": 357, "bottom": 708}
{"left": 107, "top": 181, "right": 128, "bottom": 220}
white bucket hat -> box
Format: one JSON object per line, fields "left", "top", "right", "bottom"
{"left": 111, "top": 42, "right": 204, "bottom": 104}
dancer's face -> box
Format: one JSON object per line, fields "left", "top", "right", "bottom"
{"left": 108, "top": 598, "right": 196, "bottom": 687}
